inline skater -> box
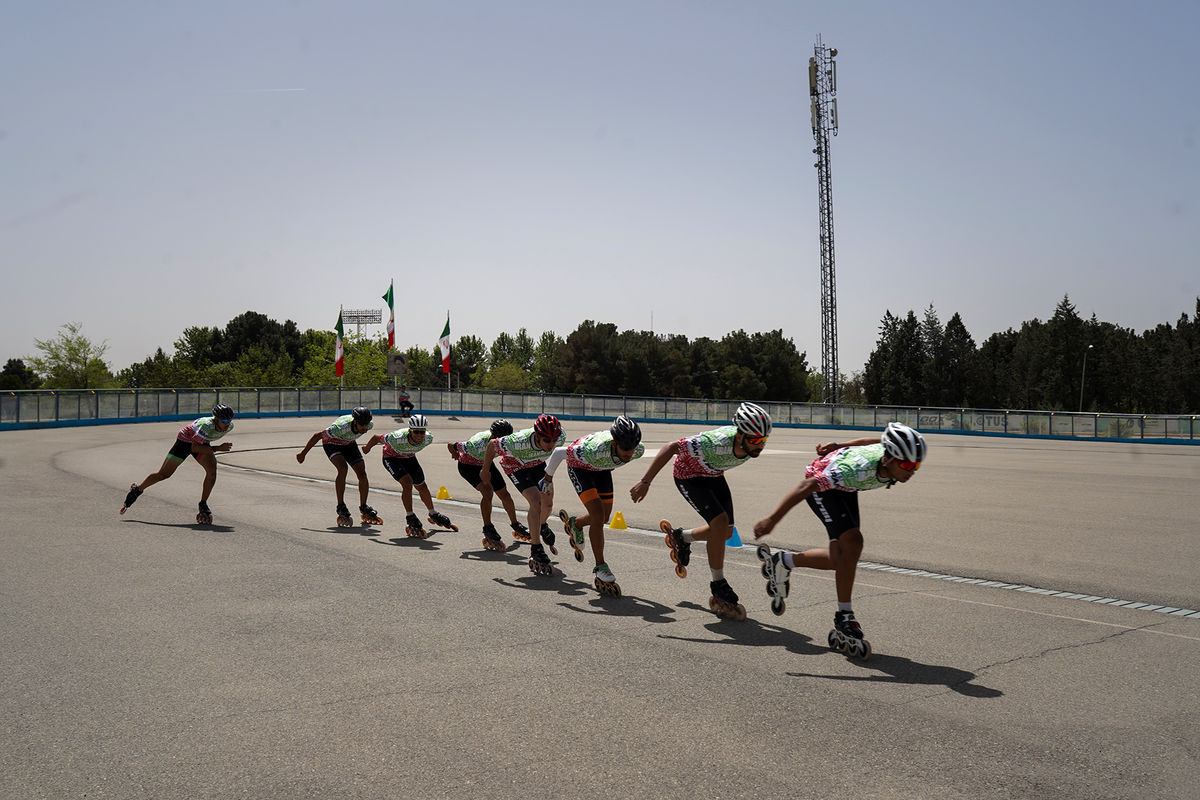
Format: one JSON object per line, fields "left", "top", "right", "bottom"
{"left": 295, "top": 406, "right": 381, "bottom": 527}
{"left": 120, "top": 403, "right": 236, "bottom": 524}
{"left": 481, "top": 414, "right": 566, "bottom": 575}
{"left": 362, "top": 414, "right": 456, "bottom": 538}
{"left": 543, "top": 415, "right": 645, "bottom": 595}
{"left": 447, "top": 419, "right": 528, "bottom": 551}
{"left": 629, "top": 402, "right": 772, "bottom": 619}
{"left": 752, "top": 422, "right": 928, "bottom": 660}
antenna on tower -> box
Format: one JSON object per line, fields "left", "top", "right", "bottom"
{"left": 810, "top": 34, "right": 839, "bottom": 404}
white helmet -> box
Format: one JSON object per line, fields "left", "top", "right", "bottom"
{"left": 408, "top": 414, "right": 428, "bottom": 430}
{"left": 882, "top": 422, "right": 926, "bottom": 463}
{"left": 732, "top": 402, "right": 772, "bottom": 437}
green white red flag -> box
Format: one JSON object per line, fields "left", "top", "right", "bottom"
{"left": 438, "top": 314, "right": 451, "bottom": 374}
{"left": 382, "top": 281, "right": 395, "bottom": 349}
{"left": 334, "top": 309, "right": 345, "bottom": 377}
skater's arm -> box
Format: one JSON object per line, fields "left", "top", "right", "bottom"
{"left": 296, "top": 432, "right": 322, "bottom": 462}
{"left": 362, "top": 434, "right": 384, "bottom": 453}
{"left": 816, "top": 437, "right": 879, "bottom": 457}
{"left": 542, "top": 447, "right": 567, "bottom": 478}
{"left": 753, "top": 477, "right": 820, "bottom": 539}
{"left": 630, "top": 440, "right": 679, "bottom": 503}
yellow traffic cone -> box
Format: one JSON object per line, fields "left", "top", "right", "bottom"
{"left": 609, "top": 511, "right": 628, "bottom": 529}
{"left": 436, "top": 486, "right": 451, "bottom": 500}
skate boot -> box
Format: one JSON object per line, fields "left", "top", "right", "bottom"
{"left": 481, "top": 523, "right": 506, "bottom": 552}
{"left": 336, "top": 503, "right": 353, "bottom": 528}
{"left": 196, "top": 501, "right": 213, "bottom": 525}
{"left": 756, "top": 544, "right": 791, "bottom": 616}
{"left": 405, "top": 513, "right": 427, "bottom": 539}
{"left": 559, "top": 509, "right": 586, "bottom": 562}
{"left": 427, "top": 510, "right": 458, "bottom": 531}
{"left": 593, "top": 563, "right": 622, "bottom": 597}
{"left": 360, "top": 504, "right": 383, "bottom": 525}
{"left": 539, "top": 523, "right": 558, "bottom": 555}
{"left": 829, "top": 610, "right": 872, "bottom": 660}
{"left": 120, "top": 483, "right": 142, "bottom": 515}
{"left": 708, "top": 578, "right": 748, "bottom": 620}
{"left": 510, "top": 521, "right": 532, "bottom": 543}
{"left": 660, "top": 520, "right": 691, "bottom": 578}
{"left": 528, "top": 543, "right": 553, "bottom": 576}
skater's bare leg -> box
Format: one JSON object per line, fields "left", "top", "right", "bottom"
{"left": 789, "top": 528, "right": 862, "bottom": 603}
{"left": 521, "top": 486, "right": 545, "bottom": 544}
{"left": 196, "top": 452, "right": 218, "bottom": 503}
{"left": 138, "top": 456, "right": 183, "bottom": 492}
{"left": 398, "top": 475, "right": 415, "bottom": 514}
{"left": 477, "top": 483, "right": 496, "bottom": 526}
{"left": 332, "top": 456, "right": 349, "bottom": 506}
{"left": 350, "top": 461, "right": 370, "bottom": 507}
{"left": 415, "top": 482, "right": 435, "bottom": 514}
{"left": 689, "top": 514, "right": 731, "bottom": 571}
{"left": 583, "top": 497, "right": 608, "bottom": 566}
{"left": 496, "top": 487, "right": 519, "bottom": 526}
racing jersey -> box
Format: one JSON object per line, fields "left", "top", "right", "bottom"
{"left": 805, "top": 443, "right": 890, "bottom": 492}
{"left": 453, "top": 430, "right": 493, "bottom": 466}
{"left": 494, "top": 427, "right": 566, "bottom": 474}
{"left": 381, "top": 429, "right": 434, "bottom": 458}
{"left": 177, "top": 416, "right": 232, "bottom": 445}
{"left": 321, "top": 414, "right": 372, "bottom": 446}
{"left": 565, "top": 431, "right": 644, "bottom": 472}
{"left": 672, "top": 426, "right": 749, "bottom": 479}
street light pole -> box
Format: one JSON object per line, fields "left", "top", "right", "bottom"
{"left": 1079, "top": 344, "right": 1094, "bottom": 412}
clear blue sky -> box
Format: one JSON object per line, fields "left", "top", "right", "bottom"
{"left": 3, "top": 0, "right": 1198, "bottom": 378}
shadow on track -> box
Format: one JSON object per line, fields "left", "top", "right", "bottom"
{"left": 121, "top": 519, "right": 235, "bottom": 533}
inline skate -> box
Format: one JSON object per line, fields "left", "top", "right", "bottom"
{"left": 196, "top": 500, "right": 213, "bottom": 525}
{"left": 528, "top": 542, "right": 553, "bottom": 576}
{"left": 360, "top": 504, "right": 383, "bottom": 526}
{"left": 756, "top": 544, "right": 791, "bottom": 616}
{"left": 828, "top": 610, "right": 872, "bottom": 660}
{"left": 336, "top": 503, "right": 353, "bottom": 528}
{"left": 708, "top": 578, "right": 747, "bottom": 620}
{"left": 427, "top": 510, "right": 458, "bottom": 531}
{"left": 660, "top": 520, "right": 690, "bottom": 578}
{"left": 510, "top": 521, "right": 532, "bottom": 543}
{"left": 405, "top": 513, "right": 427, "bottom": 539}
{"left": 539, "top": 523, "right": 558, "bottom": 555}
{"left": 593, "top": 563, "right": 621, "bottom": 597}
{"left": 559, "top": 509, "right": 586, "bottom": 562}
{"left": 120, "top": 483, "right": 142, "bottom": 515}
{"left": 481, "top": 523, "right": 506, "bottom": 551}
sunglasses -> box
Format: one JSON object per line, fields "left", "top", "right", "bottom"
{"left": 744, "top": 434, "right": 768, "bottom": 446}
{"left": 896, "top": 460, "right": 921, "bottom": 472}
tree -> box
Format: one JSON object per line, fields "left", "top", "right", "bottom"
{"left": 451, "top": 335, "right": 487, "bottom": 388}
{"left": 0, "top": 359, "right": 40, "bottom": 390}
{"left": 29, "top": 322, "right": 115, "bottom": 389}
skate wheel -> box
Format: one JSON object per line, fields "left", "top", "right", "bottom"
{"left": 756, "top": 544, "right": 770, "bottom": 564}
{"left": 674, "top": 564, "right": 687, "bottom": 579}
{"left": 734, "top": 604, "right": 747, "bottom": 621}
{"left": 771, "top": 597, "right": 785, "bottom": 616}
{"left": 859, "top": 640, "right": 872, "bottom": 661}
{"left": 659, "top": 519, "right": 673, "bottom": 536}
{"left": 574, "top": 550, "right": 584, "bottom": 562}
{"left": 827, "top": 630, "right": 843, "bottom": 652}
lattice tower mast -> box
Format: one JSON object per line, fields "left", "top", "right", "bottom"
{"left": 810, "top": 36, "right": 839, "bottom": 404}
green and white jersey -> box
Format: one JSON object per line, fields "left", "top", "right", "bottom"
{"left": 178, "top": 416, "right": 232, "bottom": 445}
{"left": 566, "top": 431, "right": 645, "bottom": 472}
{"left": 321, "top": 414, "right": 372, "bottom": 446}
{"left": 805, "top": 444, "right": 890, "bottom": 492}
{"left": 454, "top": 430, "right": 493, "bottom": 466}
{"left": 673, "top": 426, "right": 749, "bottom": 478}
{"left": 382, "top": 429, "right": 434, "bottom": 458}
{"left": 495, "top": 427, "right": 566, "bottom": 473}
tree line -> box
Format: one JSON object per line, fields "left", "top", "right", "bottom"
{"left": 5, "top": 297, "right": 1198, "bottom": 413}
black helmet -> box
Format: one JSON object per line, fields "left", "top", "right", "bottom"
{"left": 351, "top": 406, "right": 373, "bottom": 425}
{"left": 490, "top": 418, "right": 513, "bottom": 438}
{"left": 610, "top": 415, "right": 642, "bottom": 450}
{"left": 212, "top": 403, "right": 235, "bottom": 422}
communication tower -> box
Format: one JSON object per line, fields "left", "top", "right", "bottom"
{"left": 810, "top": 35, "right": 839, "bottom": 403}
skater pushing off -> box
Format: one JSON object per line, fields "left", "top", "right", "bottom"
{"left": 296, "top": 406, "right": 381, "bottom": 528}
{"left": 363, "top": 414, "right": 456, "bottom": 538}
{"left": 121, "top": 403, "right": 236, "bottom": 524}
{"left": 753, "top": 422, "right": 928, "bottom": 660}
{"left": 481, "top": 414, "right": 566, "bottom": 575}
{"left": 543, "top": 415, "right": 645, "bottom": 596}
{"left": 447, "top": 419, "right": 528, "bottom": 551}
{"left": 630, "top": 402, "right": 772, "bottom": 619}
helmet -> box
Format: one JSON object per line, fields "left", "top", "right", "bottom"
{"left": 351, "top": 406, "right": 373, "bottom": 425}
{"left": 533, "top": 414, "right": 562, "bottom": 441}
{"left": 732, "top": 402, "right": 772, "bottom": 437}
{"left": 882, "top": 422, "right": 927, "bottom": 463}
{"left": 490, "top": 419, "right": 513, "bottom": 438}
{"left": 610, "top": 415, "right": 642, "bottom": 450}
{"left": 212, "top": 403, "right": 234, "bottom": 422}
{"left": 408, "top": 414, "right": 428, "bottom": 430}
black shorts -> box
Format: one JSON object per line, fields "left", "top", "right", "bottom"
{"left": 567, "top": 466, "right": 614, "bottom": 506}
{"left": 510, "top": 463, "right": 547, "bottom": 494}
{"left": 383, "top": 456, "right": 425, "bottom": 485}
{"left": 806, "top": 489, "right": 861, "bottom": 539}
{"left": 674, "top": 475, "right": 734, "bottom": 525}
{"left": 168, "top": 438, "right": 200, "bottom": 462}
{"left": 458, "top": 461, "right": 507, "bottom": 491}
{"left": 322, "top": 441, "right": 364, "bottom": 466}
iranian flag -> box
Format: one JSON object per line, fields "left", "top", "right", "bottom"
{"left": 438, "top": 314, "right": 451, "bottom": 374}
{"left": 334, "top": 309, "right": 345, "bottom": 377}
{"left": 382, "top": 281, "right": 395, "bottom": 349}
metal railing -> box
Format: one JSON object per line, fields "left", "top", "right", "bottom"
{"left": 1, "top": 386, "right": 1196, "bottom": 442}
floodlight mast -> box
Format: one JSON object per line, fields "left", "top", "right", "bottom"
{"left": 811, "top": 35, "right": 839, "bottom": 404}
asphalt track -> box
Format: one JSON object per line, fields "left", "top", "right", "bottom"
{"left": 2, "top": 416, "right": 1198, "bottom": 799}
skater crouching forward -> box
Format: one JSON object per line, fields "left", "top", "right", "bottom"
{"left": 362, "top": 414, "right": 457, "bottom": 538}
{"left": 296, "top": 406, "right": 380, "bottom": 527}
{"left": 752, "top": 422, "right": 928, "bottom": 658}
{"left": 630, "top": 402, "right": 772, "bottom": 620}
{"left": 121, "top": 403, "right": 236, "bottom": 523}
